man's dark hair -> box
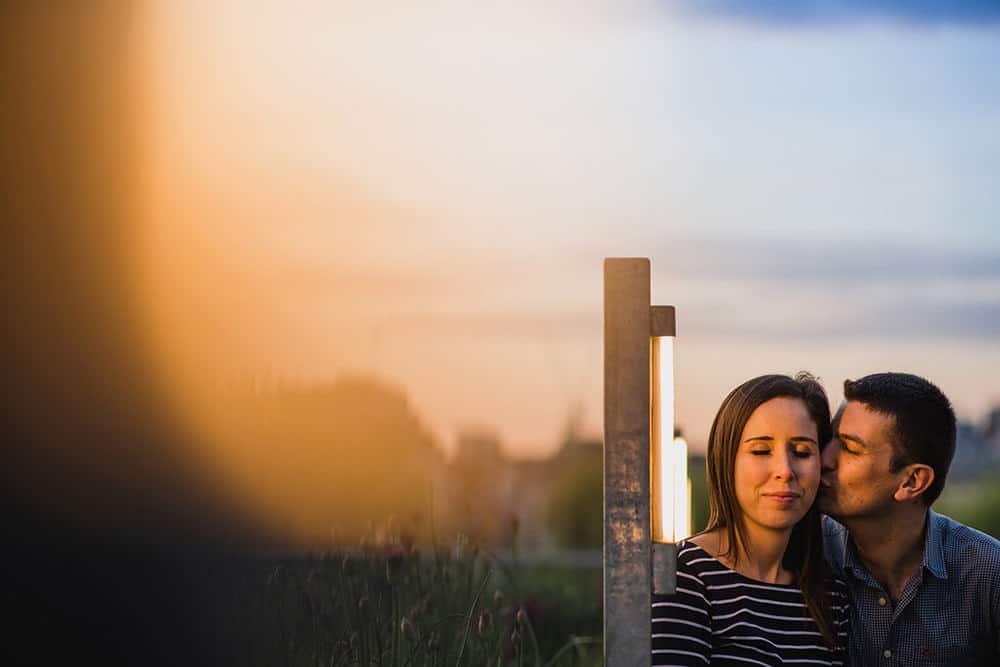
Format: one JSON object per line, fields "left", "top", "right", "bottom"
{"left": 843, "top": 372, "right": 956, "bottom": 505}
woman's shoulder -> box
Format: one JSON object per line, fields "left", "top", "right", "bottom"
{"left": 654, "top": 540, "right": 719, "bottom": 606}
{"left": 676, "top": 536, "right": 734, "bottom": 579}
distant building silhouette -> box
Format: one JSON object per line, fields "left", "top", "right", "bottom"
{"left": 948, "top": 408, "right": 1000, "bottom": 479}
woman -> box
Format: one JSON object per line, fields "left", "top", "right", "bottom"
{"left": 652, "top": 373, "right": 849, "bottom": 666}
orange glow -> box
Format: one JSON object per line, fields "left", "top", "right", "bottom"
{"left": 128, "top": 2, "right": 1000, "bottom": 547}
{"left": 136, "top": 3, "right": 455, "bottom": 546}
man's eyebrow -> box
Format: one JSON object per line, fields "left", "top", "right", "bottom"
{"left": 838, "top": 432, "right": 867, "bottom": 447}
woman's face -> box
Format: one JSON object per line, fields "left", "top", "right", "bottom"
{"left": 734, "top": 396, "right": 821, "bottom": 534}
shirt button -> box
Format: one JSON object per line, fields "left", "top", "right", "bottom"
{"left": 878, "top": 597, "right": 887, "bottom": 606}
{"left": 883, "top": 649, "right": 892, "bottom": 658}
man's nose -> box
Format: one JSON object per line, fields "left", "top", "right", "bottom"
{"left": 821, "top": 440, "right": 839, "bottom": 473}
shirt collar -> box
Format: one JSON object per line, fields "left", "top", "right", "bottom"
{"left": 924, "top": 509, "right": 948, "bottom": 579}
{"left": 841, "top": 509, "right": 948, "bottom": 581}
{"left": 841, "top": 532, "right": 867, "bottom": 581}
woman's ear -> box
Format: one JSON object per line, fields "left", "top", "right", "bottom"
{"left": 893, "top": 464, "right": 935, "bottom": 502}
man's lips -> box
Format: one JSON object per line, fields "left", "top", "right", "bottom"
{"left": 820, "top": 477, "right": 834, "bottom": 489}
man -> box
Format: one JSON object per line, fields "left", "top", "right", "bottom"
{"left": 818, "top": 372, "right": 1000, "bottom": 665}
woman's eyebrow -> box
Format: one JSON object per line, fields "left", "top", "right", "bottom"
{"left": 742, "top": 435, "right": 774, "bottom": 443}
{"left": 789, "top": 436, "right": 818, "bottom": 444}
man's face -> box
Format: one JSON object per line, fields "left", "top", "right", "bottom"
{"left": 817, "top": 400, "right": 904, "bottom": 520}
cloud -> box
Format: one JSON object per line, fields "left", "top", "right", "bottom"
{"left": 686, "top": 297, "right": 1000, "bottom": 340}
{"left": 581, "top": 236, "right": 1000, "bottom": 340}
{"left": 676, "top": 1, "right": 1000, "bottom": 27}
{"left": 645, "top": 237, "right": 1000, "bottom": 284}
{"left": 223, "top": 229, "right": 1000, "bottom": 345}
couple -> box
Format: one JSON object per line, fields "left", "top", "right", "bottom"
{"left": 652, "top": 371, "right": 1000, "bottom": 666}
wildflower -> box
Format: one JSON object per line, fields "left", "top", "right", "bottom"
{"left": 477, "top": 608, "right": 493, "bottom": 638}
{"left": 493, "top": 590, "right": 505, "bottom": 608}
{"left": 400, "top": 616, "right": 415, "bottom": 641}
{"left": 408, "top": 593, "right": 431, "bottom": 620}
{"left": 515, "top": 598, "right": 545, "bottom": 628}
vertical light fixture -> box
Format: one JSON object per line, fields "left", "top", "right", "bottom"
{"left": 650, "top": 306, "right": 683, "bottom": 594}
{"left": 650, "top": 312, "right": 675, "bottom": 543}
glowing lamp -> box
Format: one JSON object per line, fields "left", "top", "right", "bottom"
{"left": 650, "top": 305, "right": 687, "bottom": 594}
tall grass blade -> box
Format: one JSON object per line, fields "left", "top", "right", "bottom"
{"left": 454, "top": 567, "right": 492, "bottom": 667}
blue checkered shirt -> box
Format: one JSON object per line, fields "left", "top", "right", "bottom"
{"left": 823, "top": 511, "right": 1000, "bottom": 666}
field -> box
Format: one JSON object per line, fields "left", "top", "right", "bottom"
{"left": 233, "top": 536, "right": 603, "bottom": 667}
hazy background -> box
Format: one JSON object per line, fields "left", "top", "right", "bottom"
{"left": 5, "top": 2, "right": 999, "bottom": 664}
{"left": 144, "top": 0, "right": 1000, "bottom": 462}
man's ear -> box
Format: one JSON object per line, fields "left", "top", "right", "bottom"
{"left": 894, "top": 464, "right": 935, "bottom": 502}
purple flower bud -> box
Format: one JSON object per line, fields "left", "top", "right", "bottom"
{"left": 477, "top": 608, "right": 493, "bottom": 637}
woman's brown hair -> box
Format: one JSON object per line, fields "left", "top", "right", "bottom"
{"left": 702, "top": 372, "right": 836, "bottom": 648}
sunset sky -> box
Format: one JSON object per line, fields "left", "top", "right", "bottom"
{"left": 141, "top": 1, "right": 1000, "bottom": 459}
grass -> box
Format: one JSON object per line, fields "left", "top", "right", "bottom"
{"left": 232, "top": 533, "right": 602, "bottom": 667}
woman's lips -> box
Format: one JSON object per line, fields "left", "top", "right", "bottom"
{"left": 763, "top": 492, "right": 801, "bottom": 504}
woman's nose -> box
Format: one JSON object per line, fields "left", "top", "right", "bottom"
{"left": 773, "top": 451, "right": 795, "bottom": 480}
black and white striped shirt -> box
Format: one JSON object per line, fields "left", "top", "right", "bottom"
{"left": 652, "top": 541, "right": 849, "bottom": 666}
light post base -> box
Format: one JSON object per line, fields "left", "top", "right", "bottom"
{"left": 652, "top": 542, "right": 678, "bottom": 595}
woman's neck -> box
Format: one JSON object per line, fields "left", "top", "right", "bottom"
{"left": 696, "top": 524, "right": 794, "bottom": 585}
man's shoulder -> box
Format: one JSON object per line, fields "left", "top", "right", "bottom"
{"left": 933, "top": 511, "right": 1000, "bottom": 571}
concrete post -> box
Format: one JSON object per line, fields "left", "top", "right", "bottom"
{"left": 603, "top": 258, "right": 652, "bottom": 666}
